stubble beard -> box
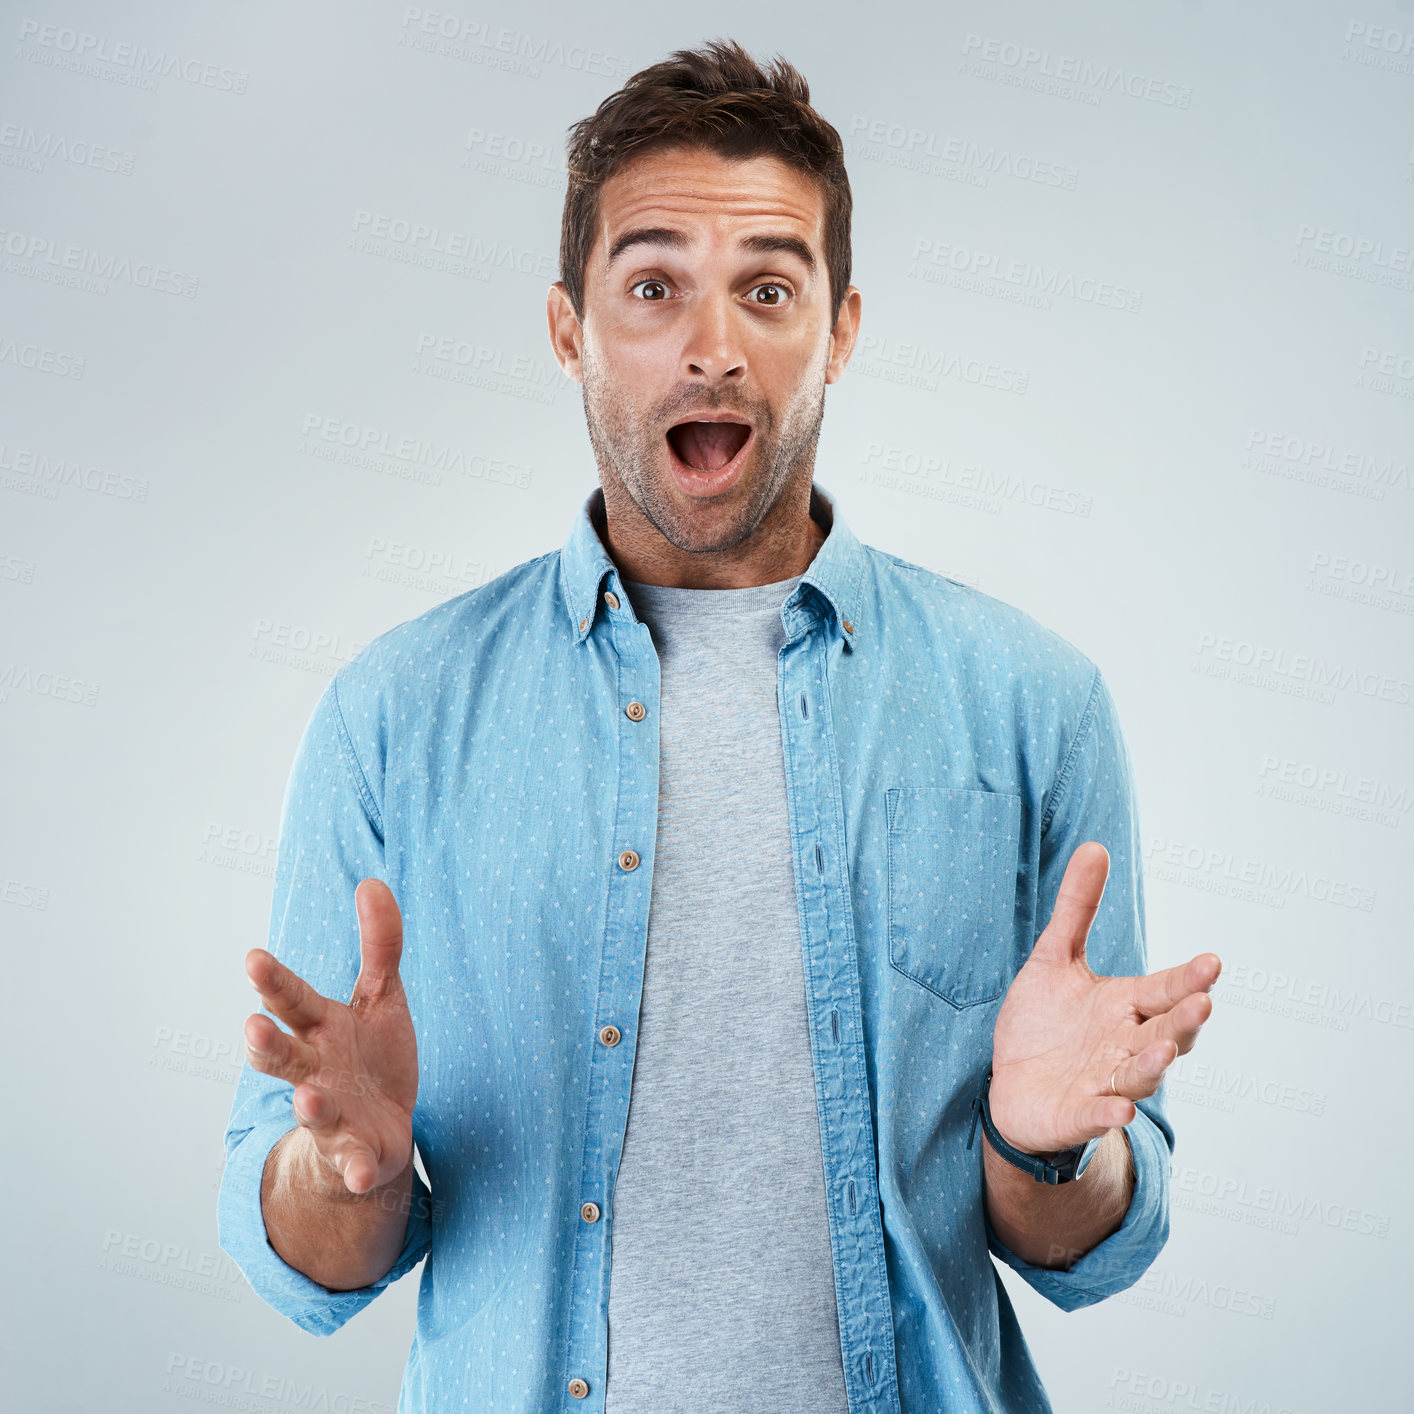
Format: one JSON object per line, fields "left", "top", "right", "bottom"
{"left": 581, "top": 344, "right": 826, "bottom": 555}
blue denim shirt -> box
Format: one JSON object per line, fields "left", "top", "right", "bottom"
{"left": 219, "top": 481, "right": 1172, "bottom": 1414}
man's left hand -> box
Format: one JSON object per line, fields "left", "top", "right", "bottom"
{"left": 987, "top": 841, "right": 1221, "bottom": 1158}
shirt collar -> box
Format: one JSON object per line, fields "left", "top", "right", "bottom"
{"left": 559, "top": 481, "right": 867, "bottom": 645}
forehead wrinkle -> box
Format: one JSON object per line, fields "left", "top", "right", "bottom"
{"left": 605, "top": 224, "right": 816, "bottom": 276}
{"left": 591, "top": 154, "right": 825, "bottom": 289}
{"left": 599, "top": 196, "right": 821, "bottom": 281}
{"left": 613, "top": 190, "right": 817, "bottom": 225}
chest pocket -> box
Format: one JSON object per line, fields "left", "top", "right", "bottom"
{"left": 886, "top": 786, "right": 1023, "bottom": 1009}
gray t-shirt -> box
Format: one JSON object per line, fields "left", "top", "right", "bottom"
{"left": 604, "top": 573, "right": 849, "bottom": 1414}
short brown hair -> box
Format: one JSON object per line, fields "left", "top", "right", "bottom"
{"left": 559, "top": 37, "right": 852, "bottom": 328}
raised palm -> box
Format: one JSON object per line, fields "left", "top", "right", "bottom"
{"left": 243, "top": 877, "right": 418, "bottom": 1195}
{"left": 988, "top": 842, "right": 1220, "bottom": 1156}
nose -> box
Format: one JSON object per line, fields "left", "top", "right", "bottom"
{"left": 681, "top": 291, "right": 746, "bottom": 382}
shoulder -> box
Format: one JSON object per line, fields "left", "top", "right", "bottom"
{"left": 329, "top": 548, "right": 561, "bottom": 714}
{"left": 861, "top": 542, "right": 1101, "bottom": 702}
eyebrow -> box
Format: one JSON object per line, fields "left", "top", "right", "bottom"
{"left": 605, "top": 226, "right": 817, "bottom": 276}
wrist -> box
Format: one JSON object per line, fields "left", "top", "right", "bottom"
{"left": 981, "top": 1083, "right": 1067, "bottom": 1160}
{"left": 968, "top": 1067, "right": 1101, "bottom": 1185}
{"left": 987, "top": 1126, "right": 1070, "bottom": 1164}
{"left": 280, "top": 1125, "right": 362, "bottom": 1203}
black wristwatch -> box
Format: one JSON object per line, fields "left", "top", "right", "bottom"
{"left": 966, "top": 1068, "right": 1101, "bottom": 1185}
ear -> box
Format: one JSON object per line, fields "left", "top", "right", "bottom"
{"left": 824, "top": 285, "right": 862, "bottom": 384}
{"left": 547, "top": 281, "right": 585, "bottom": 384}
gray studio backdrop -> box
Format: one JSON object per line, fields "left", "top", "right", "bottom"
{"left": 4, "top": 2, "right": 1411, "bottom": 1410}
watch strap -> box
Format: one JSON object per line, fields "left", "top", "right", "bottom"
{"left": 967, "top": 1068, "right": 1097, "bottom": 1184}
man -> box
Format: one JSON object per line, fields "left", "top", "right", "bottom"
{"left": 220, "top": 38, "right": 1221, "bottom": 1414}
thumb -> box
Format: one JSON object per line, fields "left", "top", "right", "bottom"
{"left": 1035, "top": 842, "right": 1109, "bottom": 965}
{"left": 352, "top": 877, "right": 405, "bottom": 1001}
{"left": 338, "top": 1139, "right": 386, "bottom": 1196}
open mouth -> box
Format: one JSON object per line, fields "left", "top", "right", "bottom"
{"left": 665, "top": 419, "right": 752, "bottom": 473}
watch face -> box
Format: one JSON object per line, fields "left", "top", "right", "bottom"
{"left": 1071, "top": 1138, "right": 1101, "bottom": 1180}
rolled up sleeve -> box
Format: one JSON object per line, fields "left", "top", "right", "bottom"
{"left": 217, "top": 671, "right": 433, "bottom": 1335}
{"left": 987, "top": 665, "right": 1174, "bottom": 1312}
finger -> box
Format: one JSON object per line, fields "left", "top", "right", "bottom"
{"left": 340, "top": 1147, "right": 383, "bottom": 1196}
{"left": 1111, "top": 1038, "right": 1177, "bottom": 1104}
{"left": 291, "top": 1079, "right": 341, "bottom": 1132}
{"left": 1129, "top": 952, "right": 1223, "bottom": 1018}
{"left": 244, "top": 1013, "right": 319, "bottom": 1084}
{"left": 1040, "top": 842, "right": 1109, "bottom": 962}
{"left": 245, "top": 948, "right": 330, "bottom": 1032}
{"left": 289, "top": 1082, "right": 380, "bottom": 1195}
{"left": 1128, "top": 989, "right": 1215, "bottom": 1058}
{"left": 352, "top": 877, "right": 405, "bottom": 1004}
{"left": 1085, "top": 1092, "right": 1137, "bottom": 1134}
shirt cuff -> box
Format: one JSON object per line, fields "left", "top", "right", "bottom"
{"left": 218, "top": 1108, "right": 434, "bottom": 1336}
{"left": 985, "top": 1098, "right": 1172, "bottom": 1313}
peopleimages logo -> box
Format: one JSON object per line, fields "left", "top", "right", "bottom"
{"left": 846, "top": 115, "right": 1079, "bottom": 190}
{"left": 1242, "top": 428, "right": 1409, "bottom": 501}
{"left": 1293, "top": 224, "right": 1414, "bottom": 293}
{"left": 0, "top": 121, "right": 136, "bottom": 176}
{"left": 462, "top": 127, "right": 566, "bottom": 189}
{"left": 860, "top": 442, "right": 1093, "bottom": 517}
{"left": 909, "top": 237, "right": 1142, "bottom": 312}
{"left": 100, "top": 1232, "right": 244, "bottom": 1303}
{"left": 297, "top": 414, "right": 534, "bottom": 488}
{"left": 162, "top": 1354, "right": 395, "bottom": 1414}
{"left": 1171, "top": 1163, "right": 1389, "bottom": 1241}
{"left": 1256, "top": 754, "right": 1411, "bottom": 829}
{"left": 0, "top": 226, "right": 200, "bottom": 297}
{"left": 1168, "top": 1057, "right": 1327, "bottom": 1118}
{"left": 851, "top": 334, "right": 1029, "bottom": 396}
{"left": 1109, "top": 1366, "right": 1310, "bottom": 1414}
{"left": 0, "top": 442, "right": 149, "bottom": 502}
{"left": 1192, "top": 631, "right": 1414, "bottom": 707}
{"left": 958, "top": 33, "right": 1193, "bottom": 108}
{"left": 1122, "top": 1265, "right": 1278, "bottom": 1321}
{"left": 0, "top": 662, "right": 100, "bottom": 707}
{"left": 0, "top": 336, "right": 84, "bottom": 378}
{"left": 1340, "top": 20, "right": 1414, "bottom": 76}
{"left": 362, "top": 537, "right": 510, "bottom": 597}
{"left": 396, "top": 7, "right": 629, "bottom": 79}
{"left": 1144, "top": 836, "right": 1376, "bottom": 913}
{"left": 1214, "top": 963, "right": 1414, "bottom": 1033}
{"left": 15, "top": 19, "right": 249, "bottom": 93}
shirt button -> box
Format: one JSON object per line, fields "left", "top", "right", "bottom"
{"left": 625, "top": 700, "right": 646, "bottom": 721}
{"left": 568, "top": 1378, "right": 590, "bottom": 1399}
{"left": 603, "top": 590, "right": 619, "bottom": 610}
{"left": 599, "top": 1024, "right": 621, "bottom": 1047}
{"left": 842, "top": 617, "right": 855, "bottom": 634}
{"left": 618, "top": 848, "right": 639, "bottom": 871}
{"left": 578, "top": 616, "right": 588, "bottom": 632}
{"left": 581, "top": 1201, "right": 601, "bottom": 1223}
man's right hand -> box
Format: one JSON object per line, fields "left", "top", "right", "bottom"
{"left": 244, "top": 877, "right": 419, "bottom": 1197}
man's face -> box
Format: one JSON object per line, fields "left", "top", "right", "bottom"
{"left": 549, "top": 145, "right": 859, "bottom": 557}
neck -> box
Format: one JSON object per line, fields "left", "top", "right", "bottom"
{"left": 595, "top": 478, "right": 829, "bottom": 590}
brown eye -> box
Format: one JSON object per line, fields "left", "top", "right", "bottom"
{"left": 630, "top": 280, "right": 668, "bottom": 301}
{"left": 751, "top": 283, "right": 788, "bottom": 306}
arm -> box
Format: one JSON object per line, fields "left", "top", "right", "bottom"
{"left": 260, "top": 1125, "right": 415, "bottom": 1292}
{"left": 981, "top": 667, "right": 1219, "bottom": 1309}
{"left": 218, "top": 674, "right": 434, "bottom": 1335}
{"left": 982, "top": 1121, "right": 1135, "bottom": 1269}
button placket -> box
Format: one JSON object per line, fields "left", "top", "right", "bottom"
{"left": 777, "top": 624, "right": 901, "bottom": 1413}
{"left": 563, "top": 611, "right": 661, "bottom": 1407}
